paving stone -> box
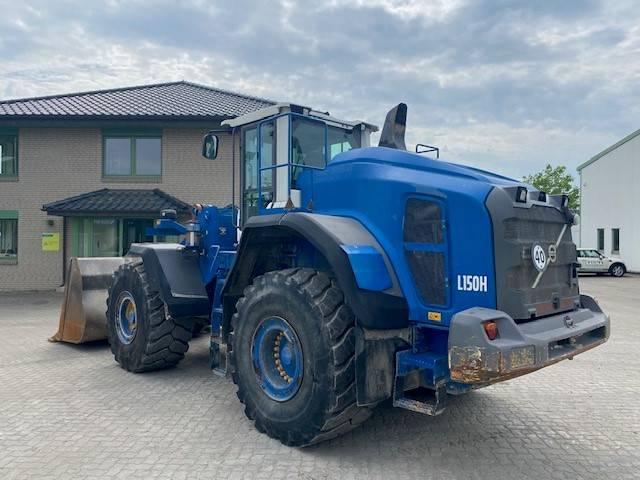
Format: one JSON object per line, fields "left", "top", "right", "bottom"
{"left": 0, "top": 275, "right": 638, "bottom": 479}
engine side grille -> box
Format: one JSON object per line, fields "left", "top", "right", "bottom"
{"left": 403, "top": 198, "right": 448, "bottom": 307}
{"left": 405, "top": 251, "right": 446, "bottom": 306}
{"left": 404, "top": 198, "right": 443, "bottom": 244}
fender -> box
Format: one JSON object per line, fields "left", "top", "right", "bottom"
{"left": 127, "top": 243, "right": 210, "bottom": 318}
{"left": 221, "top": 212, "right": 409, "bottom": 335}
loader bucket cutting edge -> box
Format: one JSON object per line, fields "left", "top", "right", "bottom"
{"left": 49, "top": 257, "right": 125, "bottom": 344}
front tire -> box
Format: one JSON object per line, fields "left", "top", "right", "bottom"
{"left": 229, "top": 268, "right": 371, "bottom": 446}
{"left": 106, "top": 261, "right": 193, "bottom": 372}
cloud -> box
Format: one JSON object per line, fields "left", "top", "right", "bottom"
{"left": 0, "top": 0, "right": 638, "bottom": 179}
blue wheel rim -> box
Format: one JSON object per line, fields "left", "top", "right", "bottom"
{"left": 251, "top": 316, "right": 303, "bottom": 402}
{"left": 115, "top": 291, "right": 138, "bottom": 345}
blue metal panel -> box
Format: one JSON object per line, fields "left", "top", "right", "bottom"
{"left": 396, "top": 350, "right": 448, "bottom": 380}
{"left": 197, "top": 206, "right": 237, "bottom": 285}
{"left": 340, "top": 244, "right": 392, "bottom": 291}
{"left": 307, "top": 146, "right": 513, "bottom": 326}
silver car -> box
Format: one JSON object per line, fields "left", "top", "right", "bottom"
{"left": 576, "top": 248, "right": 627, "bottom": 277}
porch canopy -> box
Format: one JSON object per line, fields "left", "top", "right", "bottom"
{"left": 42, "top": 188, "right": 191, "bottom": 218}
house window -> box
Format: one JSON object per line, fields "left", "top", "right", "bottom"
{"left": 0, "top": 134, "right": 18, "bottom": 177}
{"left": 103, "top": 131, "right": 162, "bottom": 177}
{"left": 611, "top": 228, "right": 620, "bottom": 254}
{"left": 597, "top": 228, "right": 604, "bottom": 251}
{"left": 0, "top": 211, "right": 18, "bottom": 261}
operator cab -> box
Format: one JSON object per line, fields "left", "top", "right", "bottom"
{"left": 203, "top": 104, "right": 377, "bottom": 225}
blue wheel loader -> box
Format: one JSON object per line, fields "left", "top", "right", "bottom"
{"left": 52, "top": 103, "right": 609, "bottom": 446}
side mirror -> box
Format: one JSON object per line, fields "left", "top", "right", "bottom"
{"left": 202, "top": 133, "right": 219, "bottom": 160}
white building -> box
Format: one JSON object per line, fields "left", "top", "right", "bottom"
{"left": 577, "top": 128, "right": 640, "bottom": 272}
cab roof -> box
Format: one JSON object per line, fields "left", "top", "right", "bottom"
{"left": 222, "top": 103, "right": 378, "bottom": 132}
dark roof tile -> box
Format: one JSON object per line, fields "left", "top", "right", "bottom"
{"left": 42, "top": 189, "right": 192, "bottom": 216}
{"left": 0, "top": 81, "right": 275, "bottom": 118}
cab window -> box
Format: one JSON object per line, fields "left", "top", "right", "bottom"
{"left": 291, "top": 116, "right": 326, "bottom": 169}
{"left": 328, "top": 126, "right": 360, "bottom": 161}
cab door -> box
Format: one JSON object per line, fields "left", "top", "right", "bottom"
{"left": 241, "top": 125, "right": 259, "bottom": 225}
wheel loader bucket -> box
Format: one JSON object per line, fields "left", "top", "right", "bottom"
{"left": 49, "top": 257, "right": 125, "bottom": 344}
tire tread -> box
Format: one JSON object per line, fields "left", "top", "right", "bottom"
{"left": 106, "top": 261, "right": 193, "bottom": 373}
{"left": 230, "top": 268, "right": 371, "bottom": 446}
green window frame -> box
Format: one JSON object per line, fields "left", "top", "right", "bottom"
{"left": 0, "top": 210, "right": 18, "bottom": 263}
{"left": 0, "top": 127, "right": 18, "bottom": 178}
{"left": 102, "top": 129, "right": 162, "bottom": 178}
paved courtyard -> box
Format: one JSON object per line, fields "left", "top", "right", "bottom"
{"left": 0, "top": 276, "right": 638, "bottom": 479}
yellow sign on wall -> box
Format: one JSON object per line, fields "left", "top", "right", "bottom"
{"left": 42, "top": 233, "right": 60, "bottom": 252}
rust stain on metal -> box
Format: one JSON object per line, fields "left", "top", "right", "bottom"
{"left": 449, "top": 346, "right": 501, "bottom": 383}
{"left": 509, "top": 346, "right": 535, "bottom": 370}
{"left": 450, "top": 339, "right": 608, "bottom": 386}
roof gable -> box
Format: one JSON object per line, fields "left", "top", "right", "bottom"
{"left": 578, "top": 127, "right": 640, "bottom": 172}
{"left": 0, "top": 81, "right": 275, "bottom": 119}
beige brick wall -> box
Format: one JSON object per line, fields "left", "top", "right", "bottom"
{"left": 0, "top": 126, "right": 239, "bottom": 291}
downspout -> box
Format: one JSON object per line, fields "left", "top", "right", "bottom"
{"left": 61, "top": 216, "right": 67, "bottom": 287}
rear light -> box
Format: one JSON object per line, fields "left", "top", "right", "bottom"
{"left": 483, "top": 320, "right": 499, "bottom": 340}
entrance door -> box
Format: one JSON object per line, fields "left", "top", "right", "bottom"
{"left": 72, "top": 217, "right": 153, "bottom": 257}
{"left": 92, "top": 218, "right": 120, "bottom": 257}
{"left": 122, "top": 219, "right": 153, "bottom": 254}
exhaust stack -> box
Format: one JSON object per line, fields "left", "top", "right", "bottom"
{"left": 378, "top": 103, "right": 407, "bottom": 150}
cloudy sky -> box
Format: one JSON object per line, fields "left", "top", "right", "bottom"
{"left": 1, "top": 0, "right": 638, "bottom": 179}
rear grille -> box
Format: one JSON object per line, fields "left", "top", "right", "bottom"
{"left": 504, "top": 217, "right": 564, "bottom": 241}
{"left": 487, "top": 191, "right": 580, "bottom": 321}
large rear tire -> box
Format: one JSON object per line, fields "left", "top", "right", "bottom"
{"left": 106, "top": 261, "right": 193, "bottom": 372}
{"left": 229, "top": 268, "right": 371, "bottom": 447}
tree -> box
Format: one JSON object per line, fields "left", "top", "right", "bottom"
{"left": 523, "top": 164, "right": 580, "bottom": 212}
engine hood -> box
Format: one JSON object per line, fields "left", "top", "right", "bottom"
{"left": 330, "top": 147, "right": 521, "bottom": 189}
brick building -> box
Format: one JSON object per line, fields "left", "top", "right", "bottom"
{"left": 0, "top": 81, "right": 274, "bottom": 290}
